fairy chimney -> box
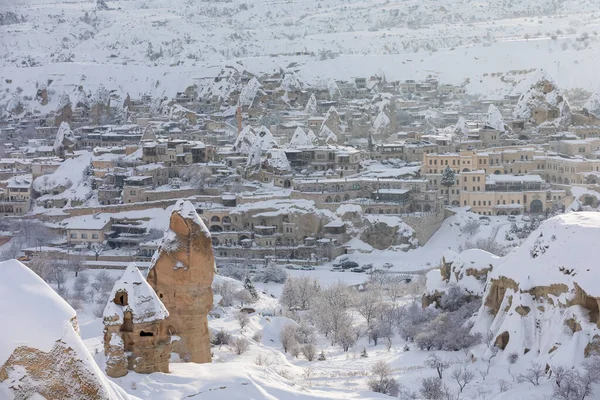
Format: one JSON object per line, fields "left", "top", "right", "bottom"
{"left": 147, "top": 200, "right": 216, "bottom": 363}
{"left": 103, "top": 263, "right": 170, "bottom": 378}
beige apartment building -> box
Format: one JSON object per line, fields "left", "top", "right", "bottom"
{"left": 549, "top": 138, "right": 600, "bottom": 158}
{"left": 458, "top": 172, "right": 566, "bottom": 215}
{"left": 541, "top": 155, "right": 600, "bottom": 185}
{"left": 423, "top": 147, "right": 541, "bottom": 176}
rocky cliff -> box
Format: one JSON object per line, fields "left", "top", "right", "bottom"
{"left": 473, "top": 212, "right": 600, "bottom": 365}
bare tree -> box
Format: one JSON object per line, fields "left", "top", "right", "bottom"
{"left": 27, "top": 251, "right": 53, "bottom": 281}
{"left": 355, "top": 287, "right": 383, "bottom": 332}
{"left": 90, "top": 242, "right": 104, "bottom": 261}
{"left": 517, "top": 362, "right": 546, "bottom": 386}
{"left": 72, "top": 272, "right": 89, "bottom": 301}
{"left": 406, "top": 275, "right": 426, "bottom": 303}
{"left": 552, "top": 358, "right": 600, "bottom": 400}
{"left": 460, "top": 219, "right": 480, "bottom": 236}
{"left": 386, "top": 276, "right": 405, "bottom": 303}
{"left": 426, "top": 354, "right": 451, "bottom": 380}
{"left": 67, "top": 251, "right": 87, "bottom": 277}
{"left": 451, "top": 366, "right": 474, "bottom": 395}
{"left": 311, "top": 283, "right": 352, "bottom": 345}
{"left": 464, "top": 237, "right": 506, "bottom": 256}
{"left": 211, "top": 329, "right": 231, "bottom": 347}
{"left": 213, "top": 280, "right": 236, "bottom": 306}
{"left": 279, "top": 324, "right": 298, "bottom": 353}
{"left": 336, "top": 323, "right": 356, "bottom": 352}
{"left": 280, "top": 276, "right": 319, "bottom": 310}
{"left": 235, "top": 312, "right": 250, "bottom": 329}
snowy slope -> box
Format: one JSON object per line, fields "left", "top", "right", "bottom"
{"left": 3, "top": 0, "right": 600, "bottom": 114}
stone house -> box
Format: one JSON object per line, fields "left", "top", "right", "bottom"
{"left": 103, "top": 263, "right": 170, "bottom": 377}
{"left": 0, "top": 174, "right": 32, "bottom": 216}
{"left": 63, "top": 214, "right": 112, "bottom": 244}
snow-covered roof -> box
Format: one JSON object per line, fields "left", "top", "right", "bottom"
{"left": 486, "top": 174, "right": 544, "bottom": 184}
{"left": 374, "top": 188, "right": 410, "bottom": 195}
{"left": 103, "top": 263, "right": 169, "bottom": 326}
{"left": 61, "top": 214, "right": 112, "bottom": 230}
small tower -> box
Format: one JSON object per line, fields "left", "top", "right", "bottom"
{"left": 103, "top": 263, "right": 170, "bottom": 378}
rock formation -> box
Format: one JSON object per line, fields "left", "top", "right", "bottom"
{"left": 423, "top": 249, "right": 501, "bottom": 307}
{"left": 103, "top": 263, "right": 170, "bottom": 378}
{"left": 513, "top": 70, "right": 571, "bottom": 128}
{"left": 0, "top": 260, "right": 130, "bottom": 400}
{"left": 472, "top": 212, "right": 600, "bottom": 364}
{"left": 147, "top": 199, "right": 216, "bottom": 363}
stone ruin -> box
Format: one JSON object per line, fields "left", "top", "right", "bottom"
{"left": 103, "top": 263, "right": 170, "bottom": 377}
{"left": 103, "top": 200, "right": 216, "bottom": 377}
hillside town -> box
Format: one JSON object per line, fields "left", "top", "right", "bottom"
{"left": 1, "top": 69, "right": 600, "bottom": 272}
{"left": 7, "top": 0, "right": 600, "bottom": 398}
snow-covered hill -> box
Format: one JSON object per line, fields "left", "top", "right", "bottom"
{"left": 2, "top": 0, "right": 600, "bottom": 112}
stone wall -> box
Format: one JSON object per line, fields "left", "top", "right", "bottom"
{"left": 402, "top": 208, "right": 449, "bottom": 245}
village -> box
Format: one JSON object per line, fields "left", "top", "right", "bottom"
{"left": 1, "top": 68, "right": 600, "bottom": 273}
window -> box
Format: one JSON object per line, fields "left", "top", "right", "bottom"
{"left": 92, "top": 233, "right": 99, "bottom": 239}
{"left": 81, "top": 233, "right": 88, "bottom": 239}
{"left": 70, "top": 233, "right": 76, "bottom": 239}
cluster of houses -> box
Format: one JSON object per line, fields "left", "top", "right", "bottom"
{"left": 1, "top": 69, "right": 600, "bottom": 267}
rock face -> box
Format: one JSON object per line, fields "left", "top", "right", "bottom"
{"left": 0, "top": 260, "right": 130, "bottom": 400}
{"left": 473, "top": 213, "right": 600, "bottom": 364}
{"left": 103, "top": 263, "right": 170, "bottom": 378}
{"left": 513, "top": 71, "right": 571, "bottom": 128}
{"left": 423, "top": 249, "right": 501, "bottom": 307}
{"left": 147, "top": 200, "right": 216, "bottom": 363}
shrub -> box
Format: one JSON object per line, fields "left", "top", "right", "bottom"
{"left": 211, "top": 329, "right": 231, "bottom": 346}
{"left": 255, "top": 264, "right": 288, "bottom": 283}
{"left": 368, "top": 361, "right": 399, "bottom": 397}
{"left": 464, "top": 237, "right": 506, "bottom": 256}
{"left": 252, "top": 331, "right": 263, "bottom": 343}
{"left": 301, "top": 343, "right": 317, "bottom": 361}
{"left": 460, "top": 219, "right": 480, "bottom": 236}
{"left": 231, "top": 337, "right": 250, "bottom": 355}
{"left": 419, "top": 377, "right": 444, "bottom": 400}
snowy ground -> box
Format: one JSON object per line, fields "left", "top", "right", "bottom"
{"left": 64, "top": 265, "right": 562, "bottom": 400}
{"left": 54, "top": 208, "right": 555, "bottom": 400}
